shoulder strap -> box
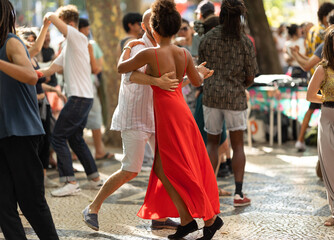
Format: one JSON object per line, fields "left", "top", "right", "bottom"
{"left": 183, "top": 49, "right": 187, "bottom": 77}
{"left": 155, "top": 49, "right": 161, "bottom": 77}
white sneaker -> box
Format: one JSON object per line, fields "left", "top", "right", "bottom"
{"left": 295, "top": 141, "right": 306, "bottom": 152}
{"left": 44, "top": 176, "right": 60, "bottom": 188}
{"left": 51, "top": 183, "right": 81, "bottom": 197}
{"left": 86, "top": 179, "right": 104, "bottom": 190}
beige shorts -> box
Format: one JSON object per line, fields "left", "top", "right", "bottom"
{"left": 121, "top": 130, "right": 155, "bottom": 173}
{"left": 203, "top": 106, "right": 247, "bottom": 134}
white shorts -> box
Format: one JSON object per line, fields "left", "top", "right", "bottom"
{"left": 121, "top": 130, "right": 155, "bottom": 173}
{"left": 203, "top": 106, "right": 247, "bottom": 134}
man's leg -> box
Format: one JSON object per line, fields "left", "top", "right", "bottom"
{"left": 296, "top": 108, "right": 314, "bottom": 149}
{"left": 223, "top": 109, "right": 250, "bottom": 206}
{"left": 0, "top": 138, "right": 27, "bottom": 240}
{"left": 207, "top": 133, "right": 221, "bottom": 172}
{"left": 0, "top": 136, "right": 58, "bottom": 240}
{"left": 203, "top": 106, "right": 224, "bottom": 172}
{"left": 87, "top": 130, "right": 149, "bottom": 214}
{"left": 92, "top": 128, "right": 113, "bottom": 159}
{"left": 68, "top": 128, "right": 99, "bottom": 181}
{"left": 51, "top": 98, "right": 80, "bottom": 183}
{"left": 88, "top": 169, "right": 138, "bottom": 214}
{"left": 229, "top": 130, "right": 246, "bottom": 184}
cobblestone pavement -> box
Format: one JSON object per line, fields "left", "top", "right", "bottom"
{"left": 1, "top": 142, "right": 334, "bottom": 239}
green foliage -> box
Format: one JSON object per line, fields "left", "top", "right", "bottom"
{"left": 263, "top": 0, "right": 295, "bottom": 28}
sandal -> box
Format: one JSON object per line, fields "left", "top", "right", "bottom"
{"left": 95, "top": 152, "right": 115, "bottom": 161}
{"left": 324, "top": 217, "right": 334, "bottom": 226}
{"left": 218, "top": 188, "right": 231, "bottom": 196}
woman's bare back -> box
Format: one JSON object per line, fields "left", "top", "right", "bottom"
{"left": 146, "top": 45, "right": 187, "bottom": 82}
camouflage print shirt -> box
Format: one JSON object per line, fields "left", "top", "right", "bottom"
{"left": 198, "top": 25, "right": 258, "bottom": 111}
{"left": 306, "top": 24, "right": 326, "bottom": 75}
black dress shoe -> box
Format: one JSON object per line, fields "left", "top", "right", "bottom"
{"left": 168, "top": 220, "right": 198, "bottom": 239}
{"left": 197, "top": 216, "right": 223, "bottom": 240}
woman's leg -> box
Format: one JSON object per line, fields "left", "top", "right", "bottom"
{"left": 153, "top": 147, "right": 193, "bottom": 226}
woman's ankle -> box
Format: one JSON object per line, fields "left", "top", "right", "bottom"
{"left": 180, "top": 218, "right": 194, "bottom": 226}
{"left": 204, "top": 215, "right": 216, "bottom": 227}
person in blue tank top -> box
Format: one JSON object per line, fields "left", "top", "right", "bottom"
{"left": 0, "top": 1, "right": 59, "bottom": 239}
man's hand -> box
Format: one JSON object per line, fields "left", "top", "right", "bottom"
{"left": 197, "top": 62, "right": 214, "bottom": 80}
{"left": 56, "top": 89, "right": 67, "bottom": 103}
{"left": 156, "top": 72, "right": 179, "bottom": 92}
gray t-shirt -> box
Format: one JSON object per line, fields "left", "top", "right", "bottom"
{"left": 0, "top": 33, "right": 44, "bottom": 139}
{"left": 314, "top": 42, "right": 323, "bottom": 59}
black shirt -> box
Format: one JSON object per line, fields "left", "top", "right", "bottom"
{"left": 41, "top": 47, "right": 57, "bottom": 86}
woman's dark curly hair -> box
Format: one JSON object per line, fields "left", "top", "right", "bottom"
{"left": 219, "top": 0, "right": 246, "bottom": 39}
{"left": 150, "top": 0, "right": 181, "bottom": 37}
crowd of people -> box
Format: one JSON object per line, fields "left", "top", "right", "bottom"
{"left": 272, "top": 0, "right": 334, "bottom": 227}
{"left": 1, "top": 0, "right": 334, "bottom": 239}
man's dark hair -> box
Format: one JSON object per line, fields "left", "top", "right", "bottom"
{"left": 122, "top": 12, "right": 142, "bottom": 33}
{"left": 287, "top": 24, "right": 299, "bottom": 37}
{"left": 79, "top": 18, "right": 90, "bottom": 30}
{"left": 0, "top": 0, "right": 16, "bottom": 47}
{"left": 318, "top": 2, "right": 334, "bottom": 23}
{"left": 219, "top": 0, "right": 246, "bottom": 39}
{"left": 182, "top": 18, "right": 189, "bottom": 26}
{"left": 328, "top": 10, "right": 334, "bottom": 25}
{"left": 201, "top": 2, "right": 215, "bottom": 19}
{"left": 203, "top": 15, "right": 219, "bottom": 34}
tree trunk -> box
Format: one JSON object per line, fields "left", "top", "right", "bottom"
{"left": 57, "top": 0, "right": 64, "bottom": 6}
{"left": 86, "top": 0, "right": 122, "bottom": 147}
{"left": 318, "top": 0, "right": 326, "bottom": 6}
{"left": 123, "top": 0, "right": 141, "bottom": 13}
{"left": 244, "top": 0, "right": 282, "bottom": 74}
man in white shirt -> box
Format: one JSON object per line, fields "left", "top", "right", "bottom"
{"left": 82, "top": 9, "right": 182, "bottom": 231}
{"left": 40, "top": 5, "right": 103, "bottom": 197}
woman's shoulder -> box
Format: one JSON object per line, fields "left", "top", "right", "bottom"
{"left": 5, "top": 34, "right": 26, "bottom": 53}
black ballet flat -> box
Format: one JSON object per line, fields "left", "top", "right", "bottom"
{"left": 167, "top": 219, "right": 198, "bottom": 239}
{"left": 197, "top": 216, "right": 224, "bottom": 240}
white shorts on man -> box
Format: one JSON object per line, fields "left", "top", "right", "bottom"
{"left": 111, "top": 33, "right": 156, "bottom": 173}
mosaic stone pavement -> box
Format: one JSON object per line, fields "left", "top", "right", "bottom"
{"left": 1, "top": 142, "right": 334, "bottom": 239}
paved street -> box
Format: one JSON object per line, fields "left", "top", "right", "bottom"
{"left": 1, "top": 141, "right": 333, "bottom": 239}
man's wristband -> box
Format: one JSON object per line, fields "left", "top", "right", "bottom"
{"left": 123, "top": 46, "right": 132, "bottom": 51}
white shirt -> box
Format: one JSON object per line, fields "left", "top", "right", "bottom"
{"left": 285, "top": 38, "right": 306, "bottom": 67}
{"left": 111, "top": 33, "right": 155, "bottom": 133}
{"left": 54, "top": 26, "right": 93, "bottom": 98}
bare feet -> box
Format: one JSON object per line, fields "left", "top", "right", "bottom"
{"left": 324, "top": 217, "right": 334, "bottom": 226}
{"left": 218, "top": 188, "right": 231, "bottom": 196}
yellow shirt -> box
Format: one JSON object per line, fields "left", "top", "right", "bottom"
{"left": 306, "top": 24, "right": 326, "bottom": 75}
{"left": 321, "top": 67, "right": 334, "bottom": 102}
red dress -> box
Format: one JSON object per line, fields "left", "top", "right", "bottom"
{"left": 137, "top": 49, "right": 220, "bottom": 221}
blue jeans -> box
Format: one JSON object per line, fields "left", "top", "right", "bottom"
{"left": 52, "top": 96, "right": 99, "bottom": 183}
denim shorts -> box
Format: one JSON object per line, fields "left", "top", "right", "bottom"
{"left": 203, "top": 106, "right": 247, "bottom": 134}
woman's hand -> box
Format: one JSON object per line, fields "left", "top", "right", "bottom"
{"left": 43, "top": 16, "right": 51, "bottom": 27}
{"left": 196, "top": 62, "right": 214, "bottom": 80}
{"left": 125, "top": 40, "right": 145, "bottom": 50}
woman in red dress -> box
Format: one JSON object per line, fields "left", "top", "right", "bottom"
{"left": 118, "top": 1, "right": 222, "bottom": 239}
